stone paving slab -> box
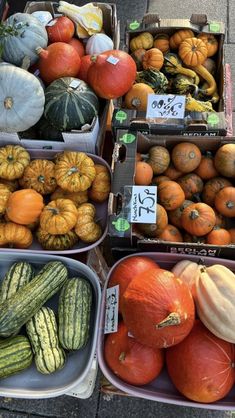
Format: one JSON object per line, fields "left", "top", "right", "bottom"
{"left": 228, "top": 0, "right": 235, "bottom": 42}
{"left": 225, "top": 44, "right": 235, "bottom": 110}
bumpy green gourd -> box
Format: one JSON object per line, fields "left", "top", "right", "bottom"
{"left": 0, "top": 261, "right": 34, "bottom": 302}
{"left": 0, "top": 261, "right": 68, "bottom": 338}
{"left": 136, "top": 69, "right": 168, "bottom": 93}
{"left": 58, "top": 277, "right": 92, "bottom": 350}
{"left": 0, "top": 335, "right": 33, "bottom": 378}
{"left": 26, "top": 306, "right": 65, "bottom": 374}
{"left": 172, "top": 74, "right": 198, "bottom": 95}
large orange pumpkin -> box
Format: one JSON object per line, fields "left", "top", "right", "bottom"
{"left": 166, "top": 320, "right": 235, "bottom": 403}
{"left": 6, "top": 189, "right": 44, "bottom": 225}
{"left": 121, "top": 267, "right": 195, "bottom": 349}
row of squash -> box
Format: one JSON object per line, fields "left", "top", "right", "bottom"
{"left": 134, "top": 142, "right": 235, "bottom": 245}
{"left": 0, "top": 145, "right": 111, "bottom": 250}
{"left": 105, "top": 255, "right": 235, "bottom": 404}
{"left": 0, "top": 260, "right": 92, "bottom": 377}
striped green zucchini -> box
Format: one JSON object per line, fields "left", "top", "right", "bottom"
{"left": 0, "top": 261, "right": 68, "bottom": 338}
{"left": 0, "top": 335, "right": 33, "bottom": 378}
{"left": 26, "top": 307, "right": 65, "bottom": 374}
{"left": 58, "top": 277, "right": 92, "bottom": 350}
{"left": 0, "top": 261, "right": 34, "bottom": 302}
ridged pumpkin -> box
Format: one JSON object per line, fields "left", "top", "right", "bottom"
{"left": 88, "top": 164, "right": 111, "bottom": 203}
{"left": 50, "top": 187, "right": 88, "bottom": 207}
{"left": 130, "top": 32, "right": 153, "bottom": 51}
{"left": 142, "top": 48, "right": 164, "bottom": 71}
{"left": 0, "top": 184, "right": 11, "bottom": 214}
{"left": 214, "top": 143, "right": 235, "bottom": 178}
{"left": 19, "top": 159, "right": 57, "bottom": 195}
{"left": 197, "top": 33, "right": 218, "bottom": 57}
{"left": 74, "top": 203, "right": 102, "bottom": 243}
{"left": 36, "top": 228, "right": 78, "bottom": 250}
{"left": 214, "top": 187, "right": 235, "bottom": 217}
{"left": 54, "top": 151, "right": 96, "bottom": 192}
{"left": 121, "top": 267, "right": 195, "bottom": 349}
{"left": 169, "top": 29, "right": 194, "bottom": 50}
{"left": 158, "top": 180, "right": 185, "bottom": 211}
{"left": 40, "top": 199, "right": 78, "bottom": 235}
{"left": 181, "top": 202, "right": 216, "bottom": 236}
{"left": 6, "top": 189, "right": 44, "bottom": 225}
{"left": 147, "top": 146, "right": 170, "bottom": 175}
{"left": 0, "top": 178, "right": 19, "bottom": 192}
{"left": 137, "top": 203, "right": 168, "bottom": 237}
{"left": 179, "top": 37, "right": 208, "bottom": 66}
{"left": 171, "top": 142, "right": 202, "bottom": 173}
{"left": 0, "top": 222, "right": 33, "bottom": 248}
{"left": 0, "top": 145, "right": 30, "bottom": 180}
{"left": 153, "top": 33, "right": 170, "bottom": 53}
{"left": 124, "top": 83, "right": 154, "bottom": 111}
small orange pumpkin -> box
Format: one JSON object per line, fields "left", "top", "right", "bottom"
{"left": 0, "top": 222, "right": 33, "bottom": 248}
{"left": 135, "top": 161, "right": 153, "bottom": 185}
{"left": 181, "top": 202, "right": 216, "bottom": 236}
{"left": 206, "top": 227, "right": 231, "bottom": 246}
{"left": 6, "top": 189, "right": 44, "bottom": 225}
{"left": 202, "top": 177, "right": 233, "bottom": 206}
{"left": 153, "top": 34, "right": 170, "bottom": 53}
{"left": 177, "top": 173, "right": 204, "bottom": 200}
{"left": 179, "top": 37, "right": 207, "bottom": 66}
{"left": 88, "top": 164, "right": 111, "bottom": 203}
{"left": 0, "top": 184, "right": 11, "bottom": 214}
{"left": 152, "top": 175, "right": 170, "bottom": 186}
{"left": 40, "top": 198, "right": 78, "bottom": 235}
{"left": 137, "top": 203, "right": 168, "bottom": 237}
{"left": 124, "top": 83, "right": 154, "bottom": 111}
{"left": 214, "top": 187, "right": 235, "bottom": 218}
{"left": 168, "top": 200, "right": 193, "bottom": 229}
{"left": 197, "top": 33, "right": 218, "bottom": 57}
{"left": 163, "top": 163, "right": 183, "bottom": 180}
{"left": 194, "top": 152, "right": 218, "bottom": 180}
{"left": 158, "top": 180, "right": 185, "bottom": 211}
{"left": 158, "top": 224, "right": 183, "bottom": 242}
{"left": 171, "top": 142, "right": 202, "bottom": 173}
{"left": 214, "top": 209, "right": 226, "bottom": 228}
{"left": 142, "top": 48, "right": 164, "bottom": 70}
{"left": 169, "top": 29, "right": 194, "bottom": 50}
{"left": 214, "top": 144, "right": 235, "bottom": 178}
{"left": 228, "top": 228, "right": 235, "bottom": 244}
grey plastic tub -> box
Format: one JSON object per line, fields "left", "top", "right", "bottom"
{"left": 98, "top": 252, "right": 235, "bottom": 410}
{"left": 0, "top": 252, "right": 101, "bottom": 399}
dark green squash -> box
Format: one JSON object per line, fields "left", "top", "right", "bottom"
{"left": 136, "top": 69, "right": 168, "bottom": 93}
{"left": 44, "top": 77, "right": 99, "bottom": 131}
{"left": 36, "top": 116, "right": 64, "bottom": 141}
{"left": 0, "top": 335, "right": 33, "bottom": 378}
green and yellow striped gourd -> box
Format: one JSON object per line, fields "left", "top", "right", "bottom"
{"left": 0, "top": 335, "right": 33, "bottom": 378}
{"left": 0, "top": 261, "right": 34, "bottom": 302}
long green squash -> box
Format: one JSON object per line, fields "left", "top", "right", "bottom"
{"left": 0, "top": 335, "right": 33, "bottom": 378}
{"left": 0, "top": 261, "right": 34, "bottom": 302}
{"left": 0, "top": 261, "right": 68, "bottom": 337}
{"left": 26, "top": 307, "right": 65, "bottom": 374}
{"left": 58, "top": 277, "right": 92, "bottom": 350}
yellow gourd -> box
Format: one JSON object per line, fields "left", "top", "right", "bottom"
{"left": 130, "top": 32, "right": 153, "bottom": 52}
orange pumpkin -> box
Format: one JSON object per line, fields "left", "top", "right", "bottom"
{"left": 194, "top": 152, "right": 218, "bottom": 180}
{"left": 169, "top": 29, "right": 194, "bottom": 50}
{"left": 168, "top": 200, "right": 193, "bottom": 229}
{"left": 19, "top": 159, "right": 57, "bottom": 195}
{"left": 177, "top": 173, "right": 204, "bottom": 200}
{"left": 183, "top": 233, "right": 206, "bottom": 244}
{"left": 214, "top": 187, "right": 235, "bottom": 217}
{"left": 163, "top": 163, "right": 183, "bottom": 180}
{"left": 50, "top": 187, "right": 88, "bottom": 207}
{"left": 124, "top": 83, "right": 154, "bottom": 111}
{"left": 202, "top": 177, "right": 233, "bottom": 206}
{"left": 214, "top": 209, "right": 226, "bottom": 228}
{"left": 0, "top": 222, "right": 33, "bottom": 249}
{"left": 147, "top": 146, "right": 170, "bottom": 175}
{"left": 228, "top": 228, "right": 235, "bottom": 243}
{"left": 40, "top": 198, "right": 78, "bottom": 235}
{"left": 142, "top": 48, "right": 164, "bottom": 70}
{"left": 158, "top": 180, "right": 185, "bottom": 211}
{"left": 88, "top": 164, "right": 111, "bottom": 203}
{"left": 6, "top": 189, "right": 44, "bottom": 225}
{"left": 171, "top": 142, "right": 202, "bottom": 173}
{"left": 0, "top": 184, "right": 11, "bottom": 214}
{"left": 130, "top": 48, "right": 146, "bottom": 70}
{"left": 137, "top": 203, "right": 168, "bottom": 237}
{"left": 179, "top": 37, "right": 207, "bottom": 66}
{"left": 135, "top": 161, "right": 153, "bottom": 185}
{"left": 153, "top": 33, "right": 170, "bottom": 53}
{"left": 214, "top": 144, "right": 235, "bottom": 178}
{"left": 206, "top": 227, "right": 231, "bottom": 246}
{"left": 197, "top": 33, "right": 218, "bottom": 57}
{"left": 181, "top": 202, "right": 216, "bottom": 236}
{"left": 158, "top": 224, "right": 183, "bottom": 242}
{"left": 152, "top": 175, "right": 170, "bottom": 186}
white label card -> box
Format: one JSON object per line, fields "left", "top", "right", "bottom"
{"left": 104, "top": 285, "right": 119, "bottom": 334}
{"left": 130, "top": 186, "right": 157, "bottom": 224}
{"left": 146, "top": 94, "right": 186, "bottom": 119}
{"left": 106, "top": 55, "right": 120, "bottom": 65}
{"left": 69, "top": 80, "right": 81, "bottom": 89}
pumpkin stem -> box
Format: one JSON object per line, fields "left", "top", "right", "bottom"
{"left": 119, "top": 352, "right": 126, "bottom": 362}
{"left": 47, "top": 207, "right": 59, "bottom": 215}
{"left": 37, "top": 175, "right": 45, "bottom": 184}
{"left": 90, "top": 55, "right": 98, "bottom": 63}
{"left": 68, "top": 167, "right": 79, "bottom": 175}
{"left": 226, "top": 201, "right": 235, "bottom": 209}
{"left": 189, "top": 209, "right": 199, "bottom": 220}
{"left": 156, "top": 312, "right": 181, "bottom": 329}
{"left": 4, "top": 97, "right": 13, "bottom": 110}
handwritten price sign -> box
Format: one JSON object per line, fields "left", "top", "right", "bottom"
{"left": 130, "top": 186, "right": 157, "bottom": 224}
{"left": 146, "top": 94, "right": 186, "bottom": 119}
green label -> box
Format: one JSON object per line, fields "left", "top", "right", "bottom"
{"left": 207, "top": 113, "right": 219, "bottom": 127}
{"left": 209, "top": 22, "right": 221, "bottom": 32}
{"left": 115, "top": 110, "right": 127, "bottom": 124}
{"left": 129, "top": 20, "right": 140, "bottom": 30}
{"left": 112, "top": 218, "right": 130, "bottom": 232}
{"left": 120, "top": 133, "right": 136, "bottom": 144}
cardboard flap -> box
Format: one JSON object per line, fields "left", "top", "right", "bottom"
{"left": 143, "top": 13, "right": 161, "bottom": 26}
{"left": 190, "top": 14, "right": 208, "bottom": 26}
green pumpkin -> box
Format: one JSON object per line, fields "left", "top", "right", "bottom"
{"left": 0, "top": 13, "right": 48, "bottom": 67}
{"left": 44, "top": 77, "right": 99, "bottom": 131}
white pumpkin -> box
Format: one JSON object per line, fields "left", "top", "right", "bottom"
{"left": 85, "top": 33, "right": 114, "bottom": 55}
{"left": 195, "top": 264, "right": 235, "bottom": 343}
{"left": 0, "top": 64, "right": 45, "bottom": 133}
{"left": 171, "top": 259, "right": 200, "bottom": 298}
{"left": 1, "top": 13, "right": 48, "bottom": 66}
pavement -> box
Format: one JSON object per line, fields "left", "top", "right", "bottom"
{"left": 2, "top": 0, "right": 235, "bottom": 417}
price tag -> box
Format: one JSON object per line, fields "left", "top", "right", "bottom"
{"left": 104, "top": 285, "right": 119, "bottom": 334}
{"left": 146, "top": 94, "right": 186, "bottom": 119}
{"left": 106, "top": 55, "right": 120, "bottom": 65}
{"left": 69, "top": 80, "right": 81, "bottom": 89}
{"left": 130, "top": 186, "right": 157, "bottom": 224}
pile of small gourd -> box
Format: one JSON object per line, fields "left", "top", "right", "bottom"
{"left": 134, "top": 141, "right": 235, "bottom": 245}
{"left": 124, "top": 28, "right": 219, "bottom": 112}
{"left": 0, "top": 144, "right": 111, "bottom": 250}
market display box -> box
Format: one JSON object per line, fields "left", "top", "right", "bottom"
{"left": 0, "top": 1, "right": 120, "bottom": 155}
{"left": 108, "top": 130, "right": 235, "bottom": 259}
{"left": 97, "top": 252, "right": 235, "bottom": 410}
{"left": 112, "top": 14, "right": 230, "bottom": 137}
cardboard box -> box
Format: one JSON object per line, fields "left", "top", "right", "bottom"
{"left": 108, "top": 130, "right": 235, "bottom": 259}
{"left": 112, "top": 13, "right": 229, "bottom": 137}
{"left": 0, "top": 1, "right": 120, "bottom": 155}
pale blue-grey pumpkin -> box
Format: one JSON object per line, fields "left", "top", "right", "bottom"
{"left": 0, "top": 13, "right": 48, "bottom": 66}
{"left": 0, "top": 63, "right": 45, "bottom": 133}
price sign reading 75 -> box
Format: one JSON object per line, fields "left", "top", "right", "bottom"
{"left": 130, "top": 186, "right": 157, "bottom": 224}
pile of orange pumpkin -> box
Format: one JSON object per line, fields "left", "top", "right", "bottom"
{"left": 134, "top": 141, "right": 235, "bottom": 245}
{"left": 123, "top": 28, "right": 219, "bottom": 113}
{"left": 104, "top": 255, "right": 235, "bottom": 404}
{"left": 0, "top": 144, "right": 111, "bottom": 250}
